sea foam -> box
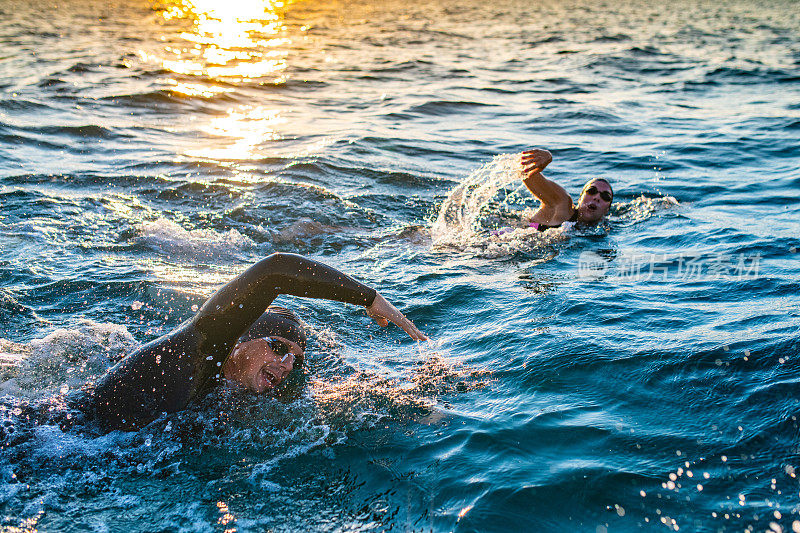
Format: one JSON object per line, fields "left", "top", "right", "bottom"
{"left": 137, "top": 218, "right": 256, "bottom": 261}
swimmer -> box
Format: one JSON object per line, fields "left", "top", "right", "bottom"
{"left": 520, "top": 148, "right": 613, "bottom": 231}
{"left": 84, "top": 253, "right": 427, "bottom": 431}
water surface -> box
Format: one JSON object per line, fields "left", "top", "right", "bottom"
{"left": 1, "top": 0, "right": 800, "bottom": 530}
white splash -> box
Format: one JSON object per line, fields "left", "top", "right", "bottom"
{"left": 0, "top": 320, "right": 137, "bottom": 399}
{"left": 431, "top": 153, "right": 522, "bottom": 249}
{"left": 430, "top": 153, "right": 567, "bottom": 257}
{"left": 137, "top": 217, "right": 255, "bottom": 260}
{"left": 615, "top": 194, "right": 679, "bottom": 225}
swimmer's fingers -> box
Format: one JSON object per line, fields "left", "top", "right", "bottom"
{"left": 521, "top": 158, "right": 548, "bottom": 171}
{"left": 521, "top": 148, "right": 552, "bottom": 161}
{"left": 522, "top": 164, "right": 542, "bottom": 175}
{"left": 390, "top": 313, "right": 428, "bottom": 341}
{"left": 521, "top": 149, "right": 552, "bottom": 174}
{"left": 367, "top": 293, "right": 428, "bottom": 341}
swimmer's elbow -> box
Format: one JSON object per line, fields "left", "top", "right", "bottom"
{"left": 256, "top": 252, "right": 297, "bottom": 270}
{"left": 252, "top": 252, "right": 307, "bottom": 282}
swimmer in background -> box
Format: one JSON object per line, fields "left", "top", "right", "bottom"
{"left": 520, "top": 148, "right": 613, "bottom": 231}
{"left": 82, "top": 253, "right": 427, "bottom": 432}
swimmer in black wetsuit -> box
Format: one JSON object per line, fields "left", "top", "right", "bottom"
{"left": 520, "top": 148, "right": 614, "bottom": 231}
{"left": 87, "top": 253, "right": 427, "bottom": 432}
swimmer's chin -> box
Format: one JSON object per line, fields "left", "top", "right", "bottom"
{"left": 222, "top": 375, "right": 277, "bottom": 396}
{"left": 578, "top": 204, "right": 604, "bottom": 223}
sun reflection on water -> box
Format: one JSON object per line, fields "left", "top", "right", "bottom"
{"left": 190, "top": 105, "right": 287, "bottom": 160}
{"left": 154, "top": 0, "right": 290, "bottom": 81}
{"left": 147, "top": 0, "right": 295, "bottom": 160}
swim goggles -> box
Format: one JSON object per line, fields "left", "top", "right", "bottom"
{"left": 265, "top": 337, "right": 293, "bottom": 362}
{"left": 584, "top": 186, "right": 612, "bottom": 202}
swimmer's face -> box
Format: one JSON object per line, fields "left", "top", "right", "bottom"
{"left": 222, "top": 336, "right": 304, "bottom": 394}
{"left": 576, "top": 180, "right": 612, "bottom": 224}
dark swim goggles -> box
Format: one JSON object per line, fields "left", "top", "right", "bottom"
{"left": 585, "top": 186, "right": 612, "bottom": 203}
{"left": 265, "top": 337, "right": 293, "bottom": 360}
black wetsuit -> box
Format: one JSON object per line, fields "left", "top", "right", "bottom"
{"left": 88, "top": 253, "right": 376, "bottom": 431}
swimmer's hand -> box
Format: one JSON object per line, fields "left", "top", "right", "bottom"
{"left": 366, "top": 293, "right": 428, "bottom": 341}
{"left": 521, "top": 148, "right": 553, "bottom": 175}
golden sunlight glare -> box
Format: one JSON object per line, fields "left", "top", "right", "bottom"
{"left": 145, "top": 0, "right": 295, "bottom": 161}
{"left": 154, "top": 0, "right": 290, "bottom": 82}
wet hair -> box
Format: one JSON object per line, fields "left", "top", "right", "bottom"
{"left": 582, "top": 178, "right": 613, "bottom": 202}
{"left": 236, "top": 306, "right": 307, "bottom": 364}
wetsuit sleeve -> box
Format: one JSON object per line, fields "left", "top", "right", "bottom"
{"left": 192, "top": 252, "right": 377, "bottom": 350}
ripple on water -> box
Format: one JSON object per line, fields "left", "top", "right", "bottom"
{"left": 1, "top": 0, "right": 799, "bottom": 530}
{"left": 0, "top": 322, "right": 486, "bottom": 530}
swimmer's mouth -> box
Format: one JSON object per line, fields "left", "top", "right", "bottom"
{"left": 586, "top": 204, "right": 598, "bottom": 211}
{"left": 260, "top": 366, "right": 281, "bottom": 388}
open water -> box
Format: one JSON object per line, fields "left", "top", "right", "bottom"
{"left": 1, "top": 0, "right": 799, "bottom": 530}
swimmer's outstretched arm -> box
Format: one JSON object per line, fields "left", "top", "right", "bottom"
{"left": 193, "top": 252, "right": 427, "bottom": 349}
{"left": 521, "top": 149, "right": 573, "bottom": 218}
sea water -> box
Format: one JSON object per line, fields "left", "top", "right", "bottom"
{"left": 1, "top": 0, "right": 799, "bottom": 530}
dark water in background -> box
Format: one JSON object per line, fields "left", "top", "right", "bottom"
{"left": 1, "top": 0, "right": 800, "bottom": 530}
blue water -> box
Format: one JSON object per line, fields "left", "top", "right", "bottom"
{"left": 1, "top": 0, "right": 800, "bottom": 530}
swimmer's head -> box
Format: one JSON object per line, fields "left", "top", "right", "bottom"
{"left": 222, "top": 307, "right": 307, "bottom": 394}
{"left": 235, "top": 306, "right": 307, "bottom": 351}
{"left": 576, "top": 178, "right": 613, "bottom": 224}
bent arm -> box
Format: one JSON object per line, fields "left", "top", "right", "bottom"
{"left": 91, "top": 253, "right": 378, "bottom": 431}
{"left": 521, "top": 149, "right": 573, "bottom": 212}
{"left": 193, "top": 252, "right": 376, "bottom": 349}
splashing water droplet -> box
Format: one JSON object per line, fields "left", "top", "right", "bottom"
{"left": 431, "top": 153, "right": 523, "bottom": 250}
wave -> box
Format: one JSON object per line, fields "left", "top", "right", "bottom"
{"left": 405, "top": 100, "right": 496, "bottom": 117}
{"left": 7, "top": 123, "right": 124, "bottom": 140}
{"left": 97, "top": 90, "right": 241, "bottom": 112}
{"left": 0, "top": 290, "right": 44, "bottom": 336}
{"left": 280, "top": 157, "right": 444, "bottom": 190}
{"left": 0, "top": 98, "right": 52, "bottom": 113}
{"left": 705, "top": 65, "right": 799, "bottom": 84}
{"left": 135, "top": 218, "right": 257, "bottom": 261}
{"left": 0, "top": 320, "right": 137, "bottom": 399}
